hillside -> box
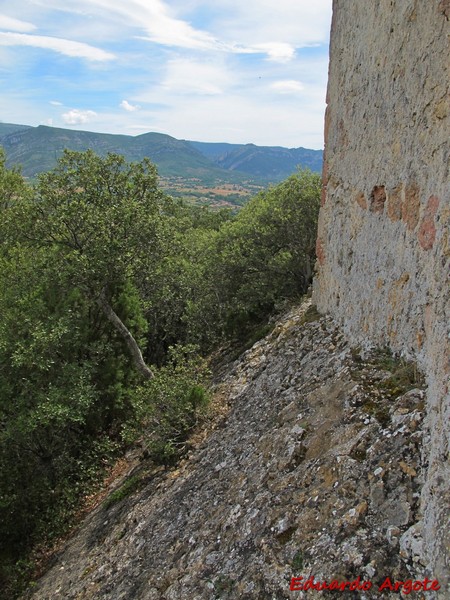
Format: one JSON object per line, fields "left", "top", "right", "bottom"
{"left": 2, "top": 1, "right": 448, "bottom": 596}
{"left": 0, "top": 123, "right": 32, "bottom": 137}
{"left": 0, "top": 125, "right": 233, "bottom": 181}
{"left": 0, "top": 123, "right": 322, "bottom": 185}
{"left": 189, "top": 141, "right": 323, "bottom": 180}
{"left": 23, "top": 302, "right": 428, "bottom": 599}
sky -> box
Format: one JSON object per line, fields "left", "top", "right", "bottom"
{"left": 0, "top": 1, "right": 332, "bottom": 149}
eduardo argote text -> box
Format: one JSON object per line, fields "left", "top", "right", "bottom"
{"left": 290, "top": 575, "right": 440, "bottom": 594}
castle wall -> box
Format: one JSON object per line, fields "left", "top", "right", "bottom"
{"left": 313, "top": 0, "right": 449, "bottom": 588}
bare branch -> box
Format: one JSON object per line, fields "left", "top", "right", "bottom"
{"left": 96, "top": 290, "right": 153, "bottom": 380}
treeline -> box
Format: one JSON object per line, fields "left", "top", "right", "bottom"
{"left": 0, "top": 149, "right": 320, "bottom": 595}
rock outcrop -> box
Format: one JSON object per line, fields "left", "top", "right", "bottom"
{"left": 314, "top": 0, "right": 449, "bottom": 589}
{"left": 26, "top": 304, "right": 432, "bottom": 599}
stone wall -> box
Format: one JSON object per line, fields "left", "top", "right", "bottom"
{"left": 313, "top": 0, "right": 449, "bottom": 590}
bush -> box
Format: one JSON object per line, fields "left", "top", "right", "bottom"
{"left": 125, "top": 345, "right": 210, "bottom": 465}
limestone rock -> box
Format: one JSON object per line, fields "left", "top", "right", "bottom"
{"left": 25, "top": 305, "right": 433, "bottom": 599}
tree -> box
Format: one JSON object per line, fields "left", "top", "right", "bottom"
{"left": 0, "top": 154, "right": 320, "bottom": 596}
{"left": 0, "top": 151, "right": 173, "bottom": 590}
{"left": 0, "top": 148, "right": 27, "bottom": 210}
{"left": 12, "top": 150, "right": 172, "bottom": 379}
{"left": 205, "top": 168, "right": 321, "bottom": 336}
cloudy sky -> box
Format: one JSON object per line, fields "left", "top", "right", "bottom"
{"left": 0, "top": 1, "right": 332, "bottom": 148}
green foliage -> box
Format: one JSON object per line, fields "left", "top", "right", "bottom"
{"left": 300, "top": 304, "right": 322, "bottom": 324}
{"left": 372, "top": 348, "right": 424, "bottom": 396}
{"left": 103, "top": 474, "right": 143, "bottom": 509}
{"left": 292, "top": 549, "right": 304, "bottom": 572}
{"left": 27, "top": 150, "right": 167, "bottom": 296}
{"left": 227, "top": 323, "right": 274, "bottom": 362}
{"left": 350, "top": 347, "right": 425, "bottom": 428}
{"left": 0, "top": 152, "right": 168, "bottom": 596}
{"left": 1, "top": 123, "right": 322, "bottom": 185}
{"left": 352, "top": 347, "right": 424, "bottom": 400}
{"left": 0, "top": 148, "right": 28, "bottom": 210}
{"left": 128, "top": 345, "right": 210, "bottom": 465}
{"left": 0, "top": 151, "right": 321, "bottom": 597}
{"left": 201, "top": 168, "right": 321, "bottom": 339}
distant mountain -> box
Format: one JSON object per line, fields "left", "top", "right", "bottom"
{"left": 0, "top": 123, "right": 323, "bottom": 184}
{"left": 187, "top": 141, "right": 244, "bottom": 161}
{"left": 0, "top": 125, "right": 234, "bottom": 182}
{"left": 0, "top": 122, "right": 32, "bottom": 137}
{"left": 189, "top": 141, "right": 323, "bottom": 180}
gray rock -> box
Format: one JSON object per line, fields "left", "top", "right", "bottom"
{"left": 25, "top": 304, "right": 432, "bottom": 599}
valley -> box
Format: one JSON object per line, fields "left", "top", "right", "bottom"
{"left": 0, "top": 122, "right": 322, "bottom": 206}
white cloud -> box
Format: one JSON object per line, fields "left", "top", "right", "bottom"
{"left": 230, "top": 41, "right": 296, "bottom": 63}
{"left": 62, "top": 109, "right": 97, "bottom": 125}
{"left": 205, "top": 0, "right": 332, "bottom": 48}
{"left": 120, "top": 100, "right": 139, "bottom": 112}
{"left": 0, "top": 32, "right": 114, "bottom": 61}
{"left": 67, "top": 0, "right": 218, "bottom": 50}
{"left": 0, "top": 14, "right": 37, "bottom": 33}
{"left": 258, "top": 43, "right": 295, "bottom": 63}
{"left": 50, "top": 100, "right": 63, "bottom": 106}
{"left": 146, "top": 93, "right": 325, "bottom": 148}
{"left": 242, "top": 42, "right": 296, "bottom": 63}
{"left": 117, "top": 72, "right": 326, "bottom": 148}
{"left": 31, "top": 0, "right": 326, "bottom": 62}
{"left": 271, "top": 80, "right": 305, "bottom": 94}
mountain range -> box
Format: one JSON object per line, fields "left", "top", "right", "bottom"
{"left": 0, "top": 123, "right": 323, "bottom": 185}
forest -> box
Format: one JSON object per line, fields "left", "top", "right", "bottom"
{"left": 0, "top": 149, "right": 320, "bottom": 596}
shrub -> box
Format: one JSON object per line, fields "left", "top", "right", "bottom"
{"left": 126, "top": 345, "right": 210, "bottom": 465}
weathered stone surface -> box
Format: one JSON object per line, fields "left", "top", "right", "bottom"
{"left": 313, "top": 0, "right": 449, "bottom": 590}
{"left": 369, "top": 186, "right": 387, "bottom": 214}
{"left": 418, "top": 195, "right": 440, "bottom": 251}
{"left": 25, "top": 305, "right": 432, "bottom": 599}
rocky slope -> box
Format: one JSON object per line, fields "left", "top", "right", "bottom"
{"left": 25, "top": 301, "right": 435, "bottom": 599}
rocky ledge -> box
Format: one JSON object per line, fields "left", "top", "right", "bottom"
{"left": 26, "top": 301, "right": 434, "bottom": 599}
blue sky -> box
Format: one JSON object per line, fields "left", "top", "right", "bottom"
{"left": 0, "top": 1, "right": 332, "bottom": 148}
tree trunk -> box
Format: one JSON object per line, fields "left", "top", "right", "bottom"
{"left": 96, "top": 291, "right": 154, "bottom": 380}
